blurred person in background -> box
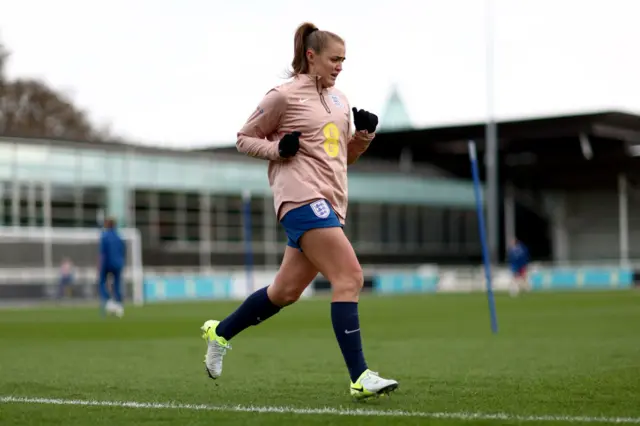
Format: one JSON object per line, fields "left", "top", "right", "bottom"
{"left": 507, "top": 237, "right": 530, "bottom": 297}
{"left": 57, "top": 257, "right": 75, "bottom": 299}
{"left": 99, "top": 217, "right": 126, "bottom": 317}
{"left": 199, "top": 21, "right": 398, "bottom": 400}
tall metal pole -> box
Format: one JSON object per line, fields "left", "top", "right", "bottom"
{"left": 485, "top": 0, "right": 499, "bottom": 265}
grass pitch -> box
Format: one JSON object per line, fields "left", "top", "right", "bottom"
{"left": 1, "top": 290, "right": 639, "bottom": 425}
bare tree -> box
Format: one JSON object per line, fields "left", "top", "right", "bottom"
{"left": 0, "top": 39, "right": 7, "bottom": 82}
{"left": 0, "top": 37, "right": 120, "bottom": 142}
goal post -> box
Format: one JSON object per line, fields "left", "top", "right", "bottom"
{"left": 0, "top": 226, "right": 144, "bottom": 306}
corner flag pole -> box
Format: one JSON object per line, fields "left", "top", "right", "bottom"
{"left": 468, "top": 140, "right": 499, "bottom": 334}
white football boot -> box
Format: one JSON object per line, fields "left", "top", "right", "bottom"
{"left": 350, "top": 369, "right": 399, "bottom": 400}
{"left": 200, "top": 320, "right": 231, "bottom": 380}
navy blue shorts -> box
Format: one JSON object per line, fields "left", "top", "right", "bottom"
{"left": 280, "top": 199, "right": 342, "bottom": 250}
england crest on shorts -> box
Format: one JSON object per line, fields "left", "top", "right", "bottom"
{"left": 310, "top": 200, "right": 331, "bottom": 219}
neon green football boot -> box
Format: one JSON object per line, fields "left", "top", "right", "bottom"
{"left": 350, "top": 369, "right": 399, "bottom": 400}
{"left": 200, "top": 320, "right": 231, "bottom": 380}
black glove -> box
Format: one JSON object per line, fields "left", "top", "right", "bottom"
{"left": 352, "top": 107, "right": 378, "bottom": 133}
{"left": 278, "top": 131, "right": 301, "bottom": 158}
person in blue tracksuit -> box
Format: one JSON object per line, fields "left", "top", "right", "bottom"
{"left": 507, "top": 238, "right": 530, "bottom": 296}
{"left": 99, "top": 217, "right": 126, "bottom": 316}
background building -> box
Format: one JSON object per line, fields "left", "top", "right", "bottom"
{"left": 0, "top": 87, "right": 483, "bottom": 274}
{"left": 2, "top": 87, "right": 639, "bottom": 304}
{"left": 368, "top": 109, "right": 640, "bottom": 264}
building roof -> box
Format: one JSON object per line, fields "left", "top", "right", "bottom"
{"left": 366, "top": 110, "right": 640, "bottom": 189}
{"left": 0, "top": 135, "right": 475, "bottom": 207}
{"left": 8, "top": 109, "right": 640, "bottom": 190}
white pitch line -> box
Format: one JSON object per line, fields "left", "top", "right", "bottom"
{"left": 1, "top": 396, "right": 639, "bottom": 424}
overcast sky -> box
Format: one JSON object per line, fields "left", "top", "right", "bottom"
{"left": 1, "top": 0, "right": 638, "bottom": 148}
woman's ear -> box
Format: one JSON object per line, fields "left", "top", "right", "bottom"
{"left": 306, "top": 49, "right": 315, "bottom": 66}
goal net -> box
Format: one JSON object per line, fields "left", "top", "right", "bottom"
{"left": 0, "top": 227, "right": 144, "bottom": 306}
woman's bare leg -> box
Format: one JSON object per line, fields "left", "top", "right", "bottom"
{"left": 215, "top": 246, "right": 318, "bottom": 341}
{"left": 267, "top": 246, "right": 319, "bottom": 306}
{"left": 299, "top": 227, "right": 365, "bottom": 379}
{"left": 202, "top": 245, "right": 319, "bottom": 379}
{"left": 299, "top": 227, "right": 398, "bottom": 397}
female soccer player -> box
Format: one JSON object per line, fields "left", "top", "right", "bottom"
{"left": 200, "top": 22, "right": 398, "bottom": 399}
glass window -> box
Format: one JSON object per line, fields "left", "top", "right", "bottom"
{"left": 185, "top": 193, "right": 201, "bottom": 242}
{"left": 128, "top": 156, "right": 157, "bottom": 183}
{"left": 15, "top": 144, "right": 48, "bottom": 165}
{"left": 48, "top": 148, "right": 78, "bottom": 170}
{"left": 133, "top": 189, "right": 158, "bottom": 245}
{"left": 157, "top": 191, "right": 178, "bottom": 242}
{"left": 0, "top": 143, "right": 15, "bottom": 166}
{"left": 80, "top": 186, "right": 106, "bottom": 227}
{"left": 385, "top": 204, "right": 402, "bottom": 245}
{"left": 353, "top": 203, "right": 382, "bottom": 246}
{"left": 225, "top": 195, "right": 244, "bottom": 243}
{"left": 0, "top": 181, "right": 9, "bottom": 225}
{"left": 48, "top": 184, "right": 74, "bottom": 228}
{"left": 155, "top": 157, "right": 184, "bottom": 184}
{"left": 419, "top": 207, "right": 445, "bottom": 249}
{"left": 465, "top": 210, "right": 480, "bottom": 250}
{"left": 80, "top": 150, "right": 107, "bottom": 182}
{"left": 108, "top": 155, "right": 125, "bottom": 183}
{"left": 404, "top": 205, "right": 420, "bottom": 248}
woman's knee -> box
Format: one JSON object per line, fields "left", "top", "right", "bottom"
{"left": 267, "top": 282, "right": 304, "bottom": 307}
{"left": 268, "top": 269, "right": 314, "bottom": 306}
{"left": 267, "top": 246, "right": 318, "bottom": 307}
{"left": 330, "top": 266, "right": 364, "bottom": 300}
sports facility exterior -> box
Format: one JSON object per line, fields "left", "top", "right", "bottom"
{"left": 2, "top": 89, "right": 638, "bottom": 304}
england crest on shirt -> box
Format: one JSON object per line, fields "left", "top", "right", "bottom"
{"left": 329, "top": 94, "right": 343, "bottom": 109}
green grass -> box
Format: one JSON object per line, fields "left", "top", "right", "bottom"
{"left": 0, "top": 290, "right": 639, "bottom": 425}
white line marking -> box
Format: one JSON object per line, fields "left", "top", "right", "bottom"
{"left": 1, "top": 396, "right": 639, "bottom": 424}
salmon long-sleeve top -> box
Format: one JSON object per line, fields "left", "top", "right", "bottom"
{"left": 236, "top": 74, "right": 375, "bottom": 224}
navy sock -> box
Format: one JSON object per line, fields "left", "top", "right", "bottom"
{"left": 331, "top": 301, "right": 368, "bottom": 383}
{"left": 215, "top": 286, "right": 281, "bottom": 341}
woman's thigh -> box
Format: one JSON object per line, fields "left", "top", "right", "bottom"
{"left": 298, "top": 227, "right": 363, "bottom": 301}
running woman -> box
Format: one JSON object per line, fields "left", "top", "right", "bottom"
{"left": 200, "top": 22, "right": 398, "bottom": 400}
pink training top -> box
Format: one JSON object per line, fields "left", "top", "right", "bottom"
{"left": 236, "top": 74, "right": 374, "bottom": 223}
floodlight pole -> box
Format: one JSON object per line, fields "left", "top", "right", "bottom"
{"left": 485, "top": 0, "right": 499, "bottom": 266}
